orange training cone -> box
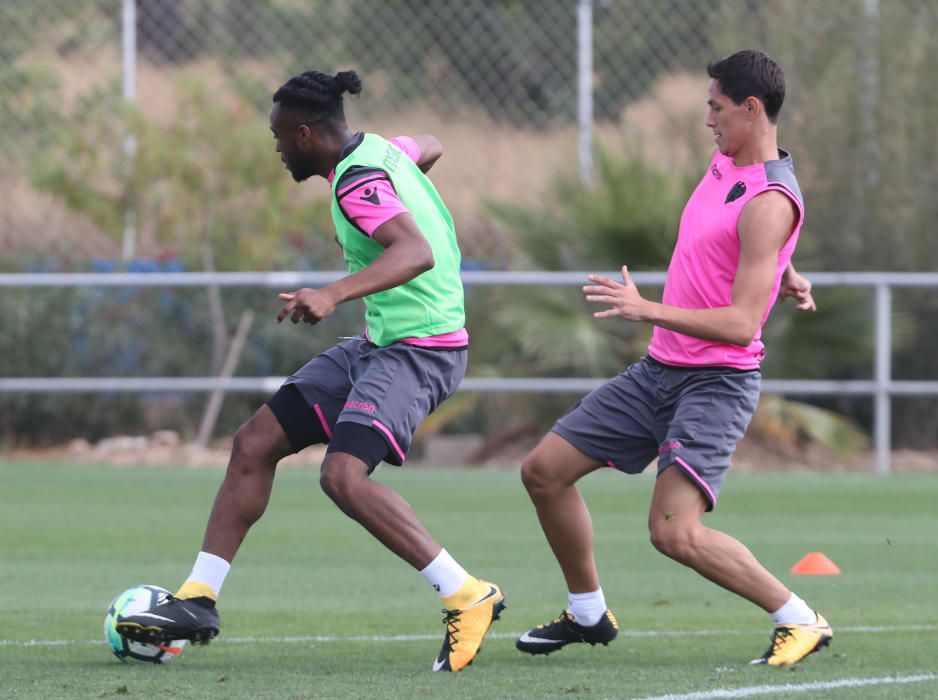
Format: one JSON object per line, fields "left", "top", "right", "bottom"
{"left": 791, "top": 551, "right": 841, "bottom": 576}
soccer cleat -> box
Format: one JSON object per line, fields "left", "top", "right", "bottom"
{"left": 116, "top": 595, "right": 220, "bottom": 646}
{"left": 432, "top": 580, "right": 505, "bottom": 672}
{"left": 749, "top": 612, "right": 833, "bottom": 666}
{"left": 516, "top": 609, "right": 618, "bottom": 655}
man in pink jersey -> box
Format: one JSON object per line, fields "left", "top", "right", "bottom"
{"left": 515, "top": 50, "right": 830, "bottom": 667}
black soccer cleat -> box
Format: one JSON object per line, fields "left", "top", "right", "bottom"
{"left": 516, "top": 609, "right": 618, "bottom": 655}
{"left": 116, "top": 595, "right": 220, "bottom": 646}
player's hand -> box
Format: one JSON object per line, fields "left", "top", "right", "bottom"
{"left": 583, "top": 265, "right": 647, "bottom": 321}
{"left": 276, "top": 287, "right": 338, "bottom": 325}
{"left": 780, "top": 267, "right": 816, "bottom": 312}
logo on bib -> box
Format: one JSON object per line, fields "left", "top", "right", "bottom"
{"left": 360, "top": 187, "right": 380, "bottom": 205}
{"left": 725, "top": 181, "right": 746, "bottom": 203}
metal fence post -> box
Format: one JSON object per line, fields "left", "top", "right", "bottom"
{"left": 576, "top": 0, "right": 593, "bottom": 187}
{"left": 121, "top": 0, "right": 137, "bottom": 262}
{"left": 874, "top": 282, "right": 892, "bottom": 474}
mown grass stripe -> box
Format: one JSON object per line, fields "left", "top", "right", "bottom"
{"left": 630, "top": 673, "right": 938, "bottom": 700}
{"left": 2, "top": 623, "right": 934, "bottom": 648}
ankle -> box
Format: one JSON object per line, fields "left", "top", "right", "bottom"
{"left": 175, "top": 581, "right": 218, "bottom": 602}
{"left": 441, "top": 577, "right": 487, "bottom": 610}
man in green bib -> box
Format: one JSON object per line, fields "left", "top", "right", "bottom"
{"left": 117, "top": 69, "right": 503, "bottom": 674}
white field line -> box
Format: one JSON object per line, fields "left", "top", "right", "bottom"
{"left": 1, "top": 623, "right": 934, "bottom": 649}
{"left": 629, "top": 673, "right": 938, "bottom": 700}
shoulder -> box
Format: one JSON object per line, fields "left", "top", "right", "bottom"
{"left": 387, "top": 135, "right": 421, "bottom": 163}
{"left": 335, "top": 165, "right": 392, "bottom": 199}
{"left": 743, "top": 189, "right": 797, "bottom": 216}
{"left": 738, "top": 190, "right": 798, "bottom": 247}
{"left": 762, "top": 149, "right": 804, "bottom": 208}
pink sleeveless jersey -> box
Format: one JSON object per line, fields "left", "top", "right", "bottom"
{"left": 647, "top": 149, "right": 804, "bottom": 369}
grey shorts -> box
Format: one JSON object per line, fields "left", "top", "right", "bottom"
{"left": 284, "top": 336, "right": 467, "bottom": 465}
{"left": 552, "top": 356, "right": 760, "bottom": 510}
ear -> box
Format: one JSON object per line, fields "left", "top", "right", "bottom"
{"left": 296, "top": 123, "right": 313, "bottom": 148}
{"left": 743, "top": 96, "right": 761, "bottom": 119}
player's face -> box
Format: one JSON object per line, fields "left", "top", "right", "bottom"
{"left": 269, "top": 103, "right": 318, "bottom": 182}
{"left": 705, "top": 79, "right": 752, "bottom": 157}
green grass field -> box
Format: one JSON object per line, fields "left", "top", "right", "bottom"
{"left": 1, "top": 462, "right": 936, "bottom": 699}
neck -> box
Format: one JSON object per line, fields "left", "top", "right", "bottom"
{"left": 732, "top": 126, "right": 779, "bottom": 167}
{"left": 320, "top": 125, "right": 356, "bottom": 176}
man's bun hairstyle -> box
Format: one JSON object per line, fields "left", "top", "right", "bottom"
{"left": 273, "top": 69, "right": 362, "bottom": 124}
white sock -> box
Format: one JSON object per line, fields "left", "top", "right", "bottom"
{"left": 771, "top": 592, "right": 816, "bottom": 625}
{"left": 568, "top": 588, "right": 607, "bottom": 627}
{"left": 420, "top": 549, "right": 470, "bottom": 598}
{"left": 186, "top": 551, "right": 231, "bottom": 597}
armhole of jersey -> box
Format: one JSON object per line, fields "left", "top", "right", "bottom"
{"left": 735, "top": 186, "right": 803, "bottom": 245}
{"left": 335, "top": 166, "right": 388, "bottom": 199}
{"left": 334, "top": 167, "right": 401, "bottom": 240}
{"left": 765, "top": 183, "right": 804, "bottom": 227}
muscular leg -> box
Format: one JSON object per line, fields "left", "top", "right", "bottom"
{"left": 648, "top": 464, "right": 790, "bottom": 612}
{"left": 320, "top": 452, "right": 441, "bottom": 570}
{"left": 519, "top": 432, "right": 605, "bottom": 593}
{"left": 200, "top": 404, "right": 294, "bottom": 562}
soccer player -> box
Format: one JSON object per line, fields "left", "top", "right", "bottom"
{"left": 117, "top": 69, "right": 504, "bottom": 673}
{"left": 515, "top": 50, "right": 831, "bottom": 667}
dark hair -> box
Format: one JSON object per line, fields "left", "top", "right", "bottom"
{"left": 707, "top": 50, "right": 785, "bottom": 122}
{"left": 272, "top": 70, "right": 362, "bottom": 124}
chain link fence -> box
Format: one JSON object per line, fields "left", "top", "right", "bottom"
{"left": 4, "top": 0, "right": 935, "bottom": 267}
{"left": 3, "top": 1, "right": 938, "bottom": 454}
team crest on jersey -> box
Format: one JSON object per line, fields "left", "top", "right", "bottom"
{"left": 724, "top": 181, "right": 746, "bottom": 203}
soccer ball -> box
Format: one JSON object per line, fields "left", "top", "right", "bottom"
{"left": 103, "top": 585, "right": 187, "bottom": 663}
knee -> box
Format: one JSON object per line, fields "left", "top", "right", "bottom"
{"left": 230, "top": 420, "right": 282, "bottom": 472}
{"left": 319, "top": 458, "right": 365, "bottom": 512}
{"left": 648, "top": 520, "right": 700, "bottom": 562}
{"left": 520, "top": 450, "right": 556, "bottom": 496}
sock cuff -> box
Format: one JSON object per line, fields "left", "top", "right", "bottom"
{"left": 183, "top": 551, "right": 231, "bottom": 599}
{"left": 568, "top": 587, "right": 604, "bottom": 602}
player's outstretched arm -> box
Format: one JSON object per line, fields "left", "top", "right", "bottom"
{"left": 277, "top": 212, "right": 433, "bottom": 325}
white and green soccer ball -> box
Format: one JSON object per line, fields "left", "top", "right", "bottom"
{"left": 103, "top": 585, "right": 187, "bottom": 663}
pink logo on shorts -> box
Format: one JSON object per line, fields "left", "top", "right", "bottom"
{"left": 658, "top": 440, "right": 682, "bottom": 453}
{"left": 345, "top": 401, "right": 376, "bottom": 413}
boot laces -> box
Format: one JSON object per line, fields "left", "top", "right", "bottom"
{"left": 440, "top": 609, "right": 462, "bottom": 652}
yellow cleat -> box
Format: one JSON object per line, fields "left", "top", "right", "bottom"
{"left": 432, "top": 580, "right": 505, "bottom": 672}
{"left": 750, "top": 612, "right": 833, "bottom": 666}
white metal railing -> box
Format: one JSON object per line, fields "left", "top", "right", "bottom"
{"left": 4, "top": 270, "right": 938, "bottom": 474}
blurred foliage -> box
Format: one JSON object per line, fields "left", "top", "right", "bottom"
{"left": 711, "top": 1, "right": 938, "bottom": 272}
{"left": 0, "top": 0, "right": 109, "bottom": 63}
{"left": 31, "top": 78, "right": 338, "bottom": 271}
{"left": 488, "top": 147, "right": 686, "bottom": 272}
{"left": 0, "top": 285, "right": 365, "bottom": 447}
{"left": 473, "top": 147, "right": 690, "bottom": 385}
{"left": 3, "top": 73, "right": 351, "bottom": 445}
{"left": 0, "top": 64, "right": 59, "bottom": 170}
{"left": 350, "top": 0, "right": 716, "bottom": 124}
{"left": 136, "top": 0, "right": 339, "bottom": 66}
{"left": 3, "top": 0, "right": 938, "bottom": 453}
{"left": 748, "top": 395, "right": 868, "bottom": 461}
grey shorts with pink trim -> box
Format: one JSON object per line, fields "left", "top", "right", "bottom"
{"left": 284, "top": 336, "right": 466, "bottom": 466}
{"left": 551, "top": 356, "right": 760, "bottom": 511}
